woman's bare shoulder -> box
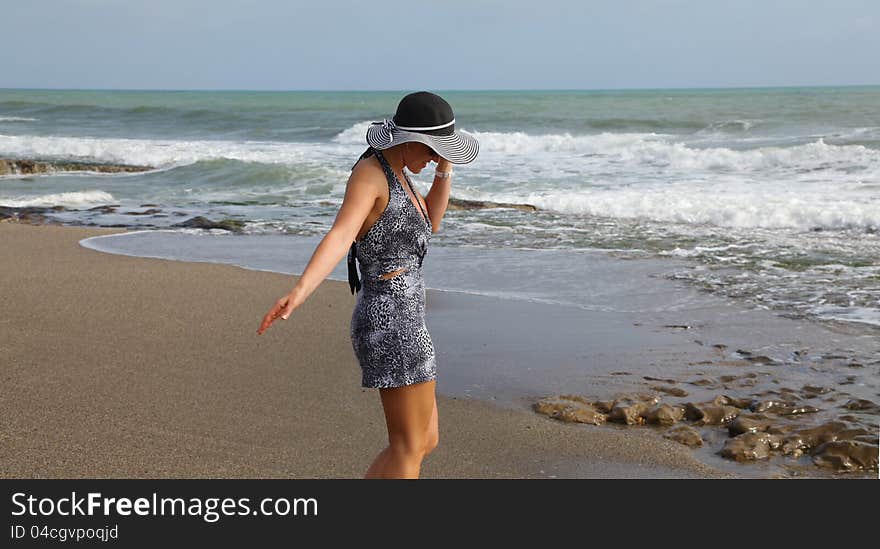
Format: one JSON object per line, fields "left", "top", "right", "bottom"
{"left": 348, "top": 155, "right": 387, "bottom": 193}
{"left": 346, "top": 157, "right": 388, "bottom": 204}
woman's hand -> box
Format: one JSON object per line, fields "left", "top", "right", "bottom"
{"left": 256, "top": 292, "right": 298, "bottom": 335}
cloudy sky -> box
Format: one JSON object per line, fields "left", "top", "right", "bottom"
{"left": 2, "top": 0, "right": 878, "bottom": 90}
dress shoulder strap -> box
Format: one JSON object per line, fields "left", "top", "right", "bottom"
{"left": 371, "top": 149, "right": 398, "bottom": 189}
{"left": 402, "top": 171, "right": 430, "bottom": 226}
{"left": 351, "top": 147, "right": 374, "bottom": 171}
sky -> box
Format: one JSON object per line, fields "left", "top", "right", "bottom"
{"left": 1, "top": 0, "right": 878, "bottom": 90}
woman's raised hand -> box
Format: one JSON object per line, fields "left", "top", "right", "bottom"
{"left": 256, "top": 293, "right": 297, "bottom": 335}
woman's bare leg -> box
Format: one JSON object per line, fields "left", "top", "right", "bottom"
{"left": 365, "top": 380, "right": 438, "bottom": 479}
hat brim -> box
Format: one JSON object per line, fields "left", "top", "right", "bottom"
{"left": 366, "top": 126, "right": 479, "bottom": 164}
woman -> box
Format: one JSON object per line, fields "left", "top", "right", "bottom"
{"left": 256, "top": 91, "right": 479, "bottom": 478}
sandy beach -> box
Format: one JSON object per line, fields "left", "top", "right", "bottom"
{"left": 0, "top": 223, "right": 739, "bottom": 479}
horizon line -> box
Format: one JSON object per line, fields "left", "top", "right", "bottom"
{"left": 1, "top": 83, "right": 880, "bottom": 93}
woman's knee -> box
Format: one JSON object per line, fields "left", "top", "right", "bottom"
{"left": 388, "top": 436, "right": 429, "bottom": 460}
{"left": 424, "top": 431, "right": 439, "bottom": 456}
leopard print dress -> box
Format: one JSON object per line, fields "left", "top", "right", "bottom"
{"left": 348, "top": 148, "right": 436, "bottom": 388}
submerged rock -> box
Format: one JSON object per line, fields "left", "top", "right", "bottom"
{"left": 87, "top": 205, "right": 119, "bottom": 214}
{"left": 842, "top": 399, "right": 880, "bottom": 412}
{"left": 811, "top": 441, "right": 879, "bottom": 471}
{"left": 721, "top": 432, "right": 784, "bottom": 461}
{"left": 684, "top": 402, "right": 740, "bottom": 425}
{"left": 608, "top": 394, "right": 660, "bottom": 425}
{"left": 750, "top": 399, "right": 818, "bottom": 416}
{"left": 801, "top": 385, "right": 833, "bottom": 398}
{"left": 447, "top": 197, "right": 537, "bottom": 212}
{"left": 651, "top": 385, "right": 689, "bottom": 397}
{"left": 664, "top": 425, "right": 703, "bottom": 447}
{"left": 714, "top": 395, "right": 753, "bottom": 409}
{"left": 645, "top": 404, "right": 685, "bottom": 426}
{"left": 728, "top": 413, "right": 774, "bottom": 437}
{"left": 592, "top": 400, "right": 615, "bottom": 414}
{"left": 0, "top": 158, "right": 153, "bottom": 175}
{"left": 0, "top": 206, "right": 64, "bottom": 225}
{"left": 780, "top": 421, "right": 856, "bottom": 456}
{"left": 173, "top": 216, "right": 245, "bottom": 233}
{"left": 533, "top": 395, "right": 607, "bottom": 426}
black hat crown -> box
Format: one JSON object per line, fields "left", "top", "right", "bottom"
{"left": 393, "top": 92, "right": 455, "bottom": 136}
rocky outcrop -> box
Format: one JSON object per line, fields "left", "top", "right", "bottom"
{"left": 721, "top": 432, "right": 784, "bottom": 461}
{"left": 532, "top": 390, "right": 878, "bottom": 474}
{"left": 447, "top": 197, "right": 538, "bottom": 212}
{"left": 533, "top": 395, "right": 607, "bottom": 425}
{"left": 0, "top": 205, "right": 65, "bottom": 224}
{"left": 0, "top": 159, "right": 153, "bottom": 175}
{"left": 663, "top": 425, "right": 703, "bottom": 447}
{"left": 812, "top": 441, "right": 879, "bottom": 471}
{"left": 172, "top": 216, "right": 245, "bottom": 233}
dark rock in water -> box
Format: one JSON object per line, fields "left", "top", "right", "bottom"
{"left": 643, "top": 376, "right": 677, "bottom": 384}
{"left": 751, "top": 399, "right": 819, "bottom": 416}
{"left": 123, "top": 208, "right": 162, "bottom": 216}
{"left": 664, "top": 424, "right": 703, "bottom": 447}
{"left": 533, "top": 395, "right": 607, "bottom": 425}
{"left": 745, "top": 355, "right": 777, "bottom": 364}
{"left": 87, "top": 205, "right": 119, "bottom": 214}
{"left": 714, "top": 395, "right": 753, "bottom": 409}
{"left": 592, "top": 400, "right": 615, "bottom": 414}
{"left": 684, "top": 402, "right": 740, "bottom": 425}
{"left": 776, "top": 405, "right": 820, "bottom": 416}
{"left": 811, "top": 440, "right": 879, "bottom": 471}
{"left": 173, "top": 216, "right": 245, "bottom": 233}
{"left": 728, "top": 413, "right": 774, "bottom": 437}
{"left": 842, "top": 398, "right": 880, "bottom": 412}
{"left": 687, "top": 378, "right": 717, "bottom": 387}
{"left": 751, "top": 399, "right": 795, "bottom": 413}
{"left": 447, "top": 197, "right": 538, "bottom": 212}
{"left": 780, "top": 421, "right": 851, "bottom": 456}
{"left": 0, "top": 206, "right": 63, "bottom": 225}
{"left": 608, "top": 394, "right": 660, "bottom": 425}
{"left": 651, "top": 385, "right": 689, "bottom": 397}
{"left": 645, "top": 403, "right": 685, "bottom": 425}
{"left": 139, "top": 203, "right": 159, "bottom": 207}
{"left": 801, "top": 385, "right": 832, "bottom": 397}
{"left": 722, "top": 432, "right": 783, "bottom": 461}
{"left": 0, "top": 158, "right": 153, "bottom": 175}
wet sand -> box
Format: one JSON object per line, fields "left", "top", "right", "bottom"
{"left": 0, "top": 223, "right": 732, "bottom": 478}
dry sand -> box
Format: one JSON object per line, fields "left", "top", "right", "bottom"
{"left": 0, "top": 223, "right": 735, "bottom": 478}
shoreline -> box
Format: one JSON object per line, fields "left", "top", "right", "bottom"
{"left": 0, "top": 223, "right": 736, "bottom": 478}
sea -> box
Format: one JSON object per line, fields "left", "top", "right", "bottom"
{"left": 2, "top": 87, "right": 878, "bottom": 330}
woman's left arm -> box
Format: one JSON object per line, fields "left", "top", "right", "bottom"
{"left": 424, "top": 159, "right": 453, "bottom": 234}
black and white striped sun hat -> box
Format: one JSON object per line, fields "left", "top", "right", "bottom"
{"left": 365, "top": 91, "right": 479, "bottom": 164}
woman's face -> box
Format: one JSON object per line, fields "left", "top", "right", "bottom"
{"left": 404, "top": 142, "right": 440, "bottom": 174}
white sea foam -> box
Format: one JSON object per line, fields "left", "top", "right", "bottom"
{"left": 522, "top": 188, "right": 879, "bottom": 231}
{"left": 0, "top": 116, "right": 38, "bottom": 122}
{"left": 0, "top": 190, "right": 115, "bottom": 207}
{"left": 4, "top": 127, "right": 877, "bottom": 178}
{"left": 3, "top": 127, "right": 878, "bottom": 232}
{"left": 335, "top": 123, "right": 880, "bottom": 181}
{"left": 333, "top": 121, "right": 373, "bottom": 145}
{"left": 0, "top": 133, "right": 334, "bottom": 169}
{"left": 473, "top": 130, "right": 879, "bottom": 173}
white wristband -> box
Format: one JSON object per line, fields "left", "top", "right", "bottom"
{"left": 434, "top": 170, "right": 453, "bottom": 179}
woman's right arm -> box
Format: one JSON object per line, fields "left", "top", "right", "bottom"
{"left": 256, "top": 163, "right": 381, "bottom": 334}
